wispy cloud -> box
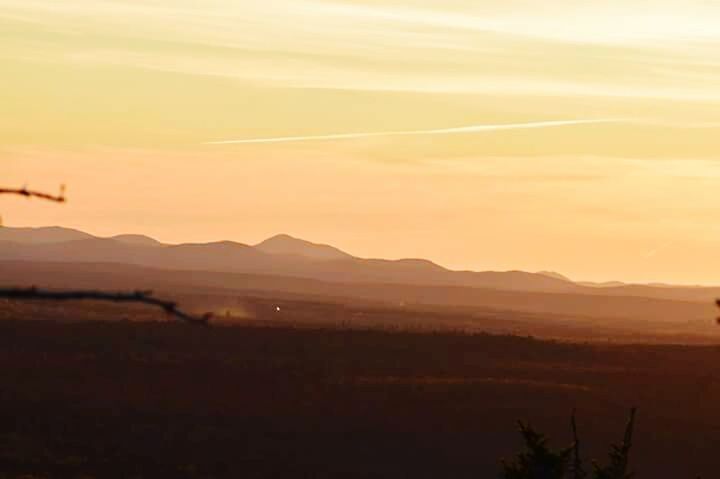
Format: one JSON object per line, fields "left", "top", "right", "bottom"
{"left": 203, "top": 119, "right": 626, "bottom": 145}
{"left": 5, "top": 0, "right": 720, "bottom": 104}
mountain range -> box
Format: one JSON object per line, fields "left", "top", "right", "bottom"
{"left": 4, "top": 225, "right": 720, "bottom": 342}
{"left": 0, "top": 226, "right": 581, "bottom": 293}
{"left": 1, "top": 226, "right": 718, "bottom": 303}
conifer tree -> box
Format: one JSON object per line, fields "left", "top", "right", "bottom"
{"left": 501, "top": 421, "right": 572, "bottom": 479}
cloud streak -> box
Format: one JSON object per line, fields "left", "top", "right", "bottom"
{"left": 643, "top": 239, "right": 677, "bottom": 258}
{"left": 204, "top": 119, "right": 626, "bottom": 145}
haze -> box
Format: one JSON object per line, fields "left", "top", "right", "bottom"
{"left": 3, "top": 0, "right": 720, "bottom": 284}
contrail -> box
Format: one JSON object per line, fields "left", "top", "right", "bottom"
{"left": 643, "top": 240, "right": 677, "bottom": 258}
{"left": 203, "top": 119, "right": 625, "bottom": 145}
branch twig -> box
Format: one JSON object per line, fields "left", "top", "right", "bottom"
{"left": 0, "top": 185, "right": 66, "bottom": 203}
{"left": 0, "top": 287, "right": 211, "bottom": 325}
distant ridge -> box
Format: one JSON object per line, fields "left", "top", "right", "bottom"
{"left": 578, "top": 280, "right": 627, "bottom": 288}
{"left": 111, "top": 234, "right": 163, "bottom": 247}
{"left": 4, "top": 226, "right": 714, "bottom": 296}
{"left": 0, "top": 226, "right": 579, "bottom": 293}
{"left": 255, "top": 233, "right": 353, "bottom": 261}
{"left": 0, "top": 226, "right": 94, "bottom": 244}
{"left": 537, "top": 271, "right": 572, "bottom": 282}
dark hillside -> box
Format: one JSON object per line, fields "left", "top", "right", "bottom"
{"left": 1, "top": 307, "right": 720, "bottom": 478}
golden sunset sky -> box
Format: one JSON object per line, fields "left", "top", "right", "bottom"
{"left": 3, "top": 0, "right": 720, "bottom": 284}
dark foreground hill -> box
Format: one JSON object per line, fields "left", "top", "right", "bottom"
{"left": 1, "top": 311, "right": 719, "bottom": 478}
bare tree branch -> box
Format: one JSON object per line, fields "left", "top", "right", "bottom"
{"left": 1, "top": 184, "right": 211, "bottom": 324}
{"left": 0, "top": 287, "right": 211, "bottom": 325}
{"left": 0, "top": 185, "right": 66, "bottom": 203}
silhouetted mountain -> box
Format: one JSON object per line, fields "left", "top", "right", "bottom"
{"left": 2, "top": 226, "right": 717, "bottom": 299}
{"left": 0, "top": 226, "right": 94, "bottom": 244}
{"left": 111, "top": 234, "right": 163, "bottom": 247}
{"left": 0, "top": 226, "right": 579, "bottom": 293}
{"left": 0, "top": 238, "right": 152, "bottom": 264}
{"left": 578, "top": 280, "right": 627, "bottom": 288}
{"left": 0, "top": 237, "right": 284, "bottom": 274}
{"left": 255, "top": 234, "right": 352, "bottom": 260}
{"left": 537, "top": 271, "right": 572, "bottom": 282}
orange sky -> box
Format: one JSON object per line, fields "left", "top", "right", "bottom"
{"left": 3, "top": 0, "right": 720, "bottom": 284}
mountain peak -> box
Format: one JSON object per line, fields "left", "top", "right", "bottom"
{"left": 0, "top": 226, "right": 95, "bottom": 244}
{"left": 537, "top": 271, "right": 572, "bottom": 282}
{"left": 268, "top": 233, "right": 295, "bottom": 240}
{"left": 255, "top": 234, "right": 352, "bottom": 261}
{"left": 110, "top": 234, "right": 163, "bottom": 247}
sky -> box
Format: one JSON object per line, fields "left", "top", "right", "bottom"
{"left": 2, "top": 0, "right": 720, "bottom": 284}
